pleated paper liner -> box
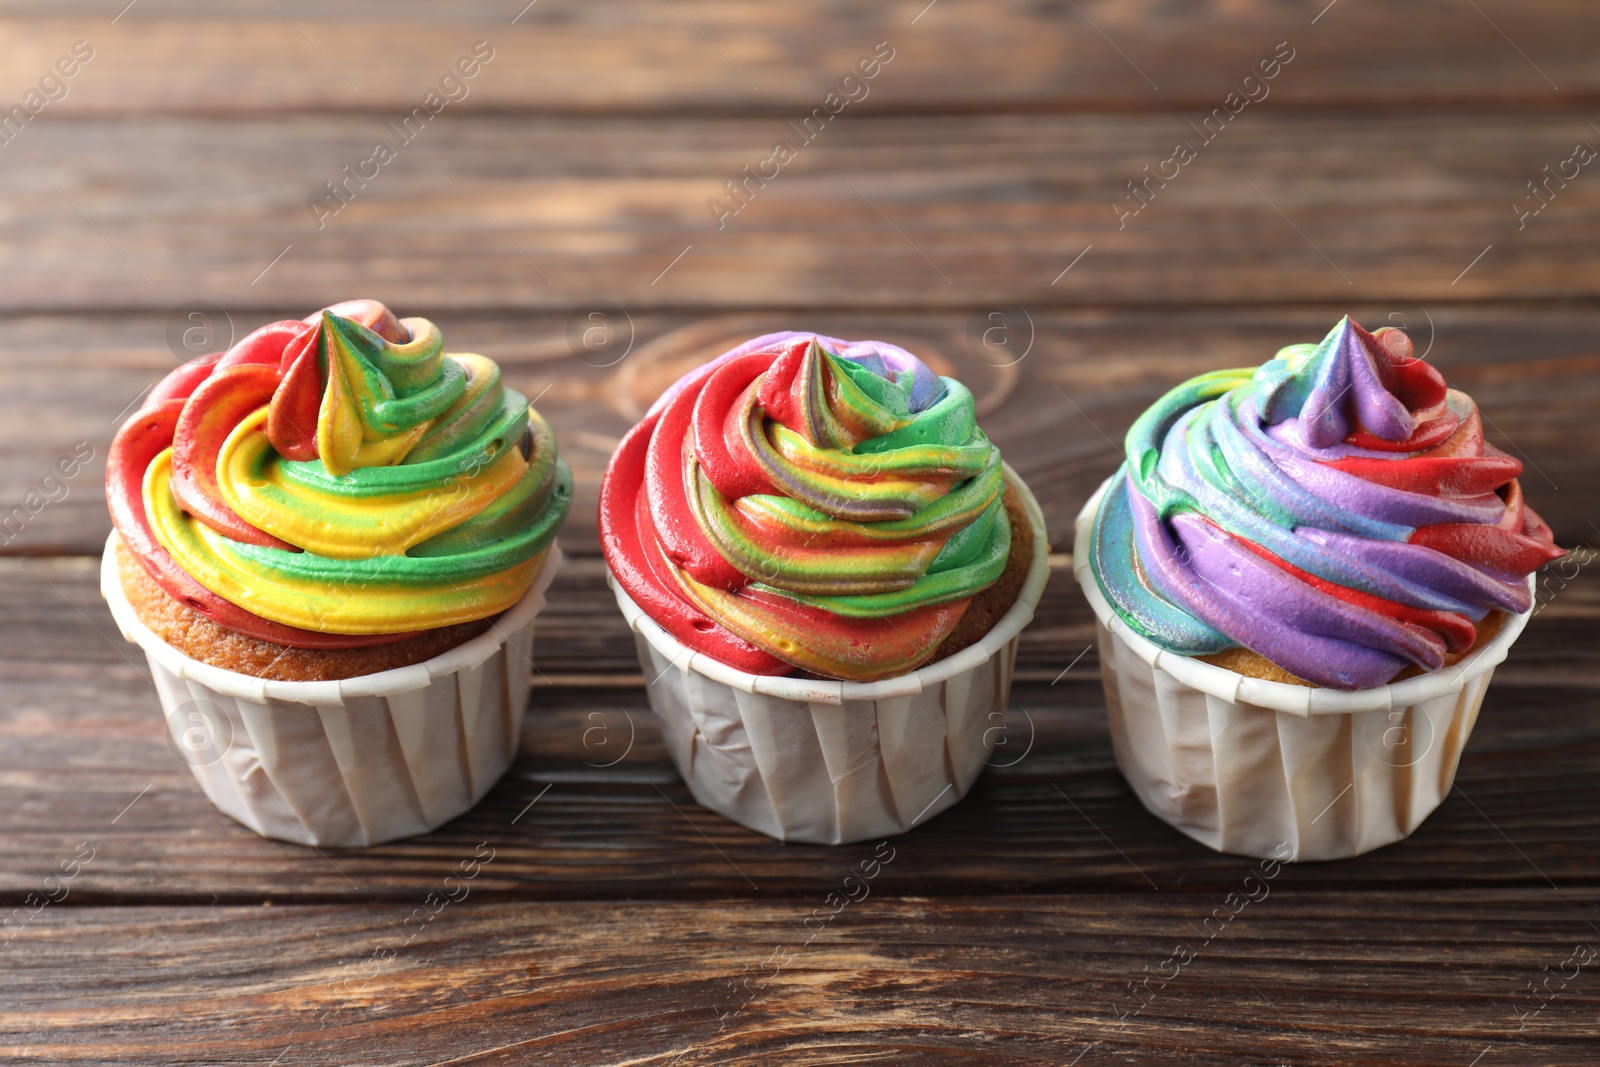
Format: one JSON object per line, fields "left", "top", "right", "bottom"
{"left": 1073, "top": 477, "right": 1533, "bottom": 861}
{"left": 609, "top": 465, "right": 1051, "bottom": 845}
{"left": 101, "top": 533, "right": 562, "bottom": 847}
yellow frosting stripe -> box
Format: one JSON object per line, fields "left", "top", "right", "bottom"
{"left": 405, "top": 353, "right": 503, "bottom": 464}
{"left": 125, "top": 306, "right": 572, "bottom": 642}
{"left": 217, "top": 407, "right": 528, "bottom": 560}
{"left": 314, "top": 315, "right": 463, "bottom": 476}
{"left": 145, "top": 446, "right": 546, "bottom": 632}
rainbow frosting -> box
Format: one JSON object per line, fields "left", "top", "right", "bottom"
{"left": 107, "top": 300, "right": 570, "bottom": 647}
{"left": 1090, "top": 316, "right": 1564, "bottom": 690}
{"left": 600, "top": 332, "right": 1012, "bottom": 681}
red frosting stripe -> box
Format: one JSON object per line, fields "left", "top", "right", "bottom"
{"left": 601, "top": 333, "right": 1011, "bottom": 681}
{"left": 1325, "top": 401, "right": 1564, "bottom": 584}
{"left": 106, "top": 312, "right": 433, "bottom": 650}
{"left": 692, "top": 353, "right": 781, "bottom": 502}
{"left": 264, "top": 324, "right": 323, "bottom": 462}
{"left": 107, "top": 394, "right": 422, "bottom": 649}
{"left": 1409, "top": 479, "right": 1561, "bottom": 581}
{"left": 149, "top": 351, "right": 221, "bottom": 406}
{"left": 1235, "top": 528, "right": 1477, "bottom": 656}
{"left": 644, "top": 377, "right": 748, "bottom": 593}
{"left": 600, "top": 415, "right": 787, "bottom": 674}
{"left": 170, "top": 363, "right": 295, "bottom": 549}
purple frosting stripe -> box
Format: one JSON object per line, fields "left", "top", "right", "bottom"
{"left": 1239, "top": 411, "right": 1505, "bottom": 529}
{"left": 1128, "top": 493, "right": 1423, "bottom": 688}
{"left": 1297, "top": 527, "right": 1533, "bottom": 614}
{"left": 1261, "top": 320, "right": 1415, "bottom": 447}
{"left": 1091, "top": 316, "right": 1559, "bottom": 690}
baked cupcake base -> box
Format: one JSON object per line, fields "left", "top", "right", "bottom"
{"left": 101, "top": 532, "right": 562, "bottom": 847}
{"left": 114, "top": 539, "right": 502, "bottom": 682}
{"left": 1198, "top": 610, "right": 1507, "bottom": 687}
{"left": 1074, "top": 477, "right": 1534, "bottom": 861}
{"left": 609, "top": 464, "right": 1050, "bottom": 845}
{"left": 930, "top": 478, "right": 1036, "bottom": 662}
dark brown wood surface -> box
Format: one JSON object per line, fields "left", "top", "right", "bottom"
{"left": 5, "top": 111, "right": 1598, "bottom": 310}
{"left": 9, "top": 0, "right": 1600, "bottom": 115}
{"left": 8, "top": 892, "right": 1600, "bottom": 1065}
{"left": 1, "top": 2, "right": 1597, "bottom": 1064}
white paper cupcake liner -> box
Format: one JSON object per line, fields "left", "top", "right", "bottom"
{"left": 100, "top": 533, "right": 562, "bottom": 847}
{"left": 1073, "top": 476, "right": 1534, "bottom": 861}
{"left": 609, "top": 465, "right": 1051, "bottom": 845}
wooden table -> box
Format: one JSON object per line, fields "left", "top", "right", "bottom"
{"left": 3, "top": 2, "right": 1598, "bottom": 1063}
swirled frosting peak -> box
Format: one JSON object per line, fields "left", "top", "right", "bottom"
{"left": 601, "top": 332, "right": 1011, "bottom": 681}
{"left": 107, "top": 301, "right": 570, "bottom": 646}
{"left": 1091, "top": 316, "right": 1564, "bottom": 689}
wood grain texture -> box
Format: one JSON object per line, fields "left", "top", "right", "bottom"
{"left": 3, "top": 4, "right": 1598, "bottom": 1062}
{"left": 4, "top": 0, "right": 1599, "bottom": 115}
{"left": 4, "top": 305, "right": 1596, "bottom": 557}
{"left": 0, "top": 110, "right": 1595, "bottom": 310}
{"left": 6, "top": 892, "right": 1600, "bottom": 1065}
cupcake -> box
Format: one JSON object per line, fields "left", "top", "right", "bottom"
{"left": 600, "top": 332, "right": 1049, "bottom": 843}
{"left": 102, "top": 300, "right": 571, "bottom": 846}
{"left": 1075, "top": 316, "right": 1564, "bottom": 859}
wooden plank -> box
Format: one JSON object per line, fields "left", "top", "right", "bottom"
{"left": 0, "top": 5, "right": 1591, "bottom": 1058}
{"left": 5, "top": 891, "right": 1599, "bottom": 1064}
{"left": 2, "top": 553, "right": 1596, "bottom": 898}
{"left": 4, "top": 305, "right": 1595, "bottom": 556}
{"left": 3, "top": 1, "right": 1599, "bottom": 116}
{"left": 0, "top": 111, "right": 1597, "bottom": 311}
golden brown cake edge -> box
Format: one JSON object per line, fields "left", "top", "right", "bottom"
{"left": 928, "top": 478, "right": 1035, "bottom": 665}
{"left": 1197, "top": 609, "right": 1510, "bottom": 689}
{"left": 115, "top": 539, "right": 496, "bottom": 682}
